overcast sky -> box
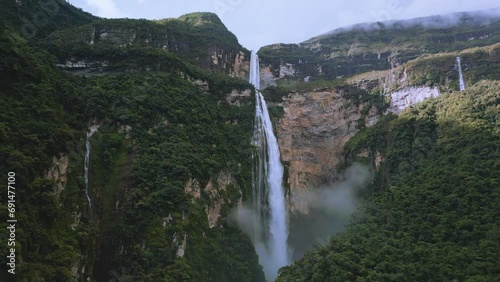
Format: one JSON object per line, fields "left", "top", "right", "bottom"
{"left": 70, "top": 0, "right": 499, "bottom": 50}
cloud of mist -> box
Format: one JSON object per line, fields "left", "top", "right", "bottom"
{"left": 287, "top": 163, "right": 373, "bottom": 260}
{"left": 231, "top": 205, "right": 287, "bottom": 281}
{"left": 231, "top": 163, "right": 373, "bottom": 279}
{"left": 71, "top": 0, "right": 500, "bottom": 50}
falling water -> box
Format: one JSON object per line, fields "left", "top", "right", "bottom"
{"left": 457, "top": 57, "right": 466, "bottom": 91}
{"left": 250, "top": 51, "right": 289, "bottom": 281}
{"left": 84, "top": 126, "right": 98, "bottom": 218}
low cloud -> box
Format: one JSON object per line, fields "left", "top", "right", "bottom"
{"left": 287, "top": 163, "right": 373, "bottom": 260}
{"left": 231, "top": 163, "right": 374, "bottom": 275}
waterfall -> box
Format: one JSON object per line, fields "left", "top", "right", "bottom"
{"left": 457, "top": 57, "right": 466, "bottom": 91}
{"left": 84, "top": 126, "right": 98, "bottom": 218}
{"left": 250, "top": 51, "right": 289, "bottom": 281}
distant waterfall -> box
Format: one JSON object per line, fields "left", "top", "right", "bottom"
{"left": 457, "top": 57, "right": 466, "bottom": 91}
{"left": 84, "top": 126, "right": 98, "bottom": 218}
{"left": 250, "top": 51, "right": 289, "bottom": 281}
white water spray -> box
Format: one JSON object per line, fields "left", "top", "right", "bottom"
{"left": 84, "top": 126, "right": 98, "bottom": 218}
{"left": 457, "top": 56, "right": 466, "bottom": 91}
{"left": 250, "top": 51, "right": 289, "bottom": 281}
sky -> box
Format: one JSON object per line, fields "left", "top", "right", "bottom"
{"left": 69, "top": 0, "right": 500, "bottom": 50}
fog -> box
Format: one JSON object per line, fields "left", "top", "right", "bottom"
{"left": 231, "top": 163, "right": 374, "bottom": 275}
{"left": 72, "top": 0, "right": 500, "bottom": 50}
{"left": 287, "top": 163, "right": 374, "bottom": 260}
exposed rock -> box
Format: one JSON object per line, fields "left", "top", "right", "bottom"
{"left": 258, "top": 12, "right": 500, "bottom": 83}
{"left": 71, "top": 260, "right": 80, "bottom": 280}
{"left": 46, "top": 154, "right": 69, "bottom": 194}
{"left": 375, "top": 151, "right": 383, "bottom": 171}
{"left": 388, "top": 87, "right": 440, "bottom": 114}
{"left": 191, "top": 79, "right": 210, "bottom": 92}
{"left": 184, "top": 171, "right": 241, "bottom": 228}
{"left": 208, "top": 171, "right": 240, "bottom": 228}
{"left": 280, "top": 63, "right": 296, "bottom": 77}
{"left": 260, "top": 65, "right": 276, "bottom": 89}
{"left": 118, "top": 125, "right": 132, "bottom": 139}
{"left": 232, "top": 51, "right": 250, "bottom": 79}
{"left": 70, "top": 212, "right": 82, "bottom": 231}
{"left": 56, "top": 60, "right": 109, "bottom": 72}
{"left": 184, "top": 179, "right": 201, "bottom": 200}
{"left": 276, "top": 90, "right": 378, "bottom": 213}
{"left": 163, "top": 214, "right": 173, "bottom": 227}
{"left": 226, "top": 89, "right": 252, "bottom": 106}
{"left": 176, "top": 234, "right": 187, "bottom": 258}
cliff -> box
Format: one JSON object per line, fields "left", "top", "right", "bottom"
{"left": 278, "top": 80, "right": 500, "bottom": 281}
{"left": 0, "top": 10, "right": 263, "bottom": 281}
{"left": 44, "top": 12, "right": 250, "bottom": 78}
{"left": 274, "top": 88, "right": 380, "bottom": 213}
{"left": 258, "top": 10, "right": 500, "bottom": 85}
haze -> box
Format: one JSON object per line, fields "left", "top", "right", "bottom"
{"left": 70, "top": 0, "right": 500, "bottom": 50}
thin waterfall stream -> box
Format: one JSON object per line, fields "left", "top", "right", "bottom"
{"left": 457, "top": 56, "right": 466, "bottom": 91}
{"left": 84, "top": 126, "right": 98, "bottom": 219}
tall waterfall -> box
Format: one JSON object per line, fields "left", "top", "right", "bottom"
{"left": 457, "top": 57, "right": 466, "bottom": 91}
{"left": 250, "top": 51, "right": 289, "bottom": 281}
{"left": 84, "top": 126, "right": 98, "bottom": 218}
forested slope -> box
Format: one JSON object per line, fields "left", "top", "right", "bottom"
{"left": 277, "top": 81, "right": 500, "bottom": 281}
{"left": 0, "top": 7, "right": 264, "bottom": 281}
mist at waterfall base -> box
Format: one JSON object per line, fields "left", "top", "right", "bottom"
{"left": 231, "top": 164, "right": 373, "bottom": 277}
{"left": 288, "top": 163, "right": 373, "bottom": 260}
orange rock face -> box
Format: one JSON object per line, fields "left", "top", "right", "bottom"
{"left": 275, "top": 89, "right": 378, "bottom": 213}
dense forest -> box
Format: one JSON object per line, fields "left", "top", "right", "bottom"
{"left": 278, "top": 82, "right": 500, "bottom": 281}
{"left": 0, "top": 1, "right": 264, "bottom": 281}
{"left": 1, "top": 1, "right": 499, "bottom": 282}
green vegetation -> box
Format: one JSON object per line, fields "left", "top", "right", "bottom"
{"left": 277, "top": 81, "right": 500, "bottom": 281}
{"left": 2, "top": 2, "right": 500, "bottom": 281}
{"left": 259, "top": 13, "right": 500, "bottom": 82}
{"left": 407, "top": 43, "right": 500, "bottom": 89}
{"left": 42, "top": 12, "right": 248, "bottom": 75}
{"left": 263, "top": 81, "right": 388, "bottom": 117}
{"left": 0, "top": 23, "right": 95, "bottom": 282}
{"left": 0, "top": 10, "right": 264, "bottom": 280}
{"left": 0, "top": 0, "right": 95, "bottom": 39}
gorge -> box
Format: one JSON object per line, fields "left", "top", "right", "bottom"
{"left": 0, "top": 2, "right": 499, "bottom": 281}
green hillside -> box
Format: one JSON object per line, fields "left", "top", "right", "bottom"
{"left": 277, "top": 81, "right": 500, "bottom": 281}
{"left": 0, "top": 9, "right": 263, "bottom": 281}
{"left": 259, "top": 10, "right": 500, "bottom": 82}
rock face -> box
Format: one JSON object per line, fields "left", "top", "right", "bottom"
{"left": 275, "top": 90, "right": 378, "bottom": 213}
{"left": 49, "top": 13, "right": 251, "bottom": 78}
{"left": 388, "top": 87, "right": 440, "bottom": 114}
{"left": 184, "top": 171, "right": 242, "bottom": 228}
{"left": 258, "top": 11, "right": 500, "bottom": 83}
{"left": 46, "top": 154, "right": 69, "bottom": 194}
{"left": 226, "top": 89, "right": 252, "bottom": 106}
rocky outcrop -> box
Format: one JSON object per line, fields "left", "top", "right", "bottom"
{"left": 184, "top": 179, "right": 202, "bottom": 201}
{"left": 49, "top": 13, "right": 251, "bottom": 78}
{"left": 184, "top": 171, "right": 242, "bottom": 228}
{"left": 258, "top": 11, "right": 500, "bottom": 83}
{"left": 226, "top": 89, "right": 252, "bottom": 106}
{"left": 46, "top": 154, "right": 69, "bottom": 194}
{"left": 231, "top": 51, "right": 250, "bottom": 79}
{"left": 176, "top": 234, "right": 187, "bottom": 258}
{"left": 388, "top": 87, "right": 440, "bottom": 114}
{"left": 275, "top": 89, "right": 378, "bottom": 213}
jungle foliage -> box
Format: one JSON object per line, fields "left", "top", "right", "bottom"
{"left": 277, "top": 81, "right": 500, "bottom": 281}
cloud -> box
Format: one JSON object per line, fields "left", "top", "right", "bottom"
{"left": 85, "top": 0, "right": 123, "bottom": 18}
{"left": 73, "top": 0, "right": 500, "bottom": 50}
